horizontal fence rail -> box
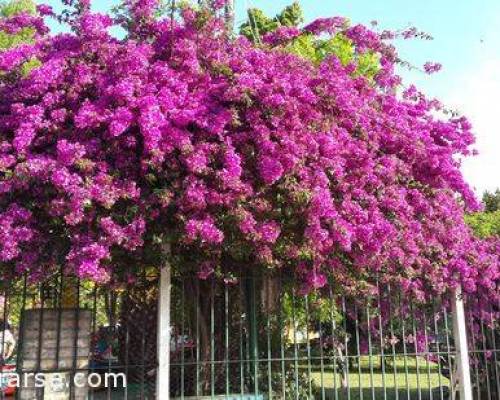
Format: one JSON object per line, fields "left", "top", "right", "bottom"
{"left": 0, "top": 273, "right": 498, "bottom": 399}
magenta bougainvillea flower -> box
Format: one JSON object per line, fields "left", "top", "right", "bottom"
{"left": 0, "top": 1, "right": 497, "bottom": 319}
{"left": 423, "top": 61, "right": 442, "bottom": 74}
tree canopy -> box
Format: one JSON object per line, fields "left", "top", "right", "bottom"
{"left": 466, "top": 189, "right": 500, "bottom": 239}
{"left": 482, "top": 189, "right": 500, "bottom": 213}
{"left": 0, "top": 1, "right": 497, "bottom": 318}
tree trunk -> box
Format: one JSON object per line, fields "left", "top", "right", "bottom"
{"left": 61, "top": 276, "right": 79, "bottom": 308}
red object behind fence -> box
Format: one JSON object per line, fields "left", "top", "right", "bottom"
{"left": 0, "top": 364, "right": 16, "bottom": 396}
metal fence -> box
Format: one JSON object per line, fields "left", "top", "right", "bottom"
{"left": 0, "top": 273, "right": 498, "bottom": 399}
{"left": 169, "top": 275, "right": 498, "bottom": 400}
{"left": 0, "top": 271, "right": 158, "bottom": 399}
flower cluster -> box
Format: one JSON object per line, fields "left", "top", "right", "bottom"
{"left": 0, "top": 1, "right": 497, "bottom": 317}
{"left": 303, "top": 16, "right": 347, "bottom": 35}
{"left": 423, "top": 61, "right": 442, "bottom": 74}
{"left": 263, "top": 26, "right": 301, "bottom": 46}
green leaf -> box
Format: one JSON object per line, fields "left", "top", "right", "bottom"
{"left": 465, "top": 211, "right": 500, "bottom": 238}
{"left": 0, "top": 0, "right": 36, "bottom": 18}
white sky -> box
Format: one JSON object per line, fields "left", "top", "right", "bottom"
{"left": 446, "top": 19, "right": 500, "bottom": 196}
{"left": 451, "top": 58, "right": 500, "bottom": 195}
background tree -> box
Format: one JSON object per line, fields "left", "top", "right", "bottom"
{"left": 239, "top": 1, "right": 303, "bottom": 41}
{"left": 482, "top": 188, "right": 500, "bottom": 213}
{"left": 466, "top": 189, "right": 500, "bottom": 238}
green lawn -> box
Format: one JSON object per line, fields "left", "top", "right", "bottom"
{"left": 91, "top": 357, "right": 452, "bottom": 399}
{"left": 306, "top": 356, "right": 451, "bottom": 400}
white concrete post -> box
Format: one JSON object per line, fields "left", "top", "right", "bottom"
{"left": 157, "top": 243, "right": 171, "bottom": 400}
{"left": 451, "top": 286, "right": 473, "bottom": 400}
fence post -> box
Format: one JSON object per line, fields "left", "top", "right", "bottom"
{"left": 157, "top": 243, "right": 172, "bottom": 400}
{"left": 451, "top": 286, "right": 473, "bottom": 400}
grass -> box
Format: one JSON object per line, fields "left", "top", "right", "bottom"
{"left": 91, "top": 357, "right": 452, "bottom": 399}
{"left": 306, "top": 356, "right": 451, "bottom": 400}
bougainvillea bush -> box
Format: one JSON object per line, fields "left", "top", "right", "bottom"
{"left": 0, "top": 1, "right": 498, "bottom": 316}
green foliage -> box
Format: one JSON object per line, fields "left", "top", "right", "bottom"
{"left": 240, "top": 1, "right": 303, "bottom": 42}
{"left": 287, "top": 33, "right": 380, "bottom": 78}
{"left": 465, "top": 210, "right": 500, "bottom": 239}
{"left": 277, "top": 1, "right": 303, "bottom": 27}
{"left": 356, "top": 51, "right": 380, "bottom": 78}
{"left": 0, "top": 0, "right": 40, "bottom": 75}
{"left": 482, "top": 189, "right": 500, "bottom": 213}
{"left": 0, "top": 0, "right": 35, "bottom": 17}
{"left": 465, "top": 189, "right": 500, "bottom": 238}
{"left": 0, "top": 0, "right": 36, "bottom": 50}
{"left": 282, "top": 291, "right": 342, "bottom": 330}
{"left": 240, "top": 3, "right": 379, "bottom": 80}
{"left": 19, "top": 56, "right": 40, "bottom": 75}
{"left": 316, "top": 34, "right": 354, "bottom": 65}
{"left": 0, "top": 25, "right": 35, "bottom": 50}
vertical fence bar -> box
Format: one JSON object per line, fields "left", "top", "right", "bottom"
{"left": 479, "top": 317, "right": 492, "bottom": 399}
{"left": 15, "top": 275, "right": 28, "bottom": 397}
{"left": 376, "top": 282, "right": 387, "bottom": 400}
{"left": 329, "top": 289, "right": 339, "bottom": 400}
{"left": 278, "top": 285, "right": 286, "bottom": 400}
{"left": 239, "top": 280, "right": 245, "bottom": 398}
{"left": 451, "top": 287, "right": 472, "bottom": 400}
{"left": 354, "top": 302, "right": 363, "bottom": 400}
{"left": 0, "top": 289, "right": 7, "bottom": 400}
{"left": 266, "top": 304, "right": 272, "bottom": 400}
{"left": 388, "top": 287, "right": 399, "bottom": 400}
{"left": 442, "top": 304, "right": 455, "bottom": 399}
{"left": 124, "top": 293, "right": 130, "bottom": 400}
{"left": 180, "top": 279, "right": 185, "bottom": 400}
{"left": 398, "top": 293, "right": 410, "bottom": 400}
{"left": 36, "top": 284, "right": 45, "bottom": 400}
{"left": 410, "top": 302, "right": 422, "bottom": 400}
{"left": 71, "top": 278, "right": 81, "bottom": 400}
{"left": 366, "top": 300, "right": 375, "bottom": 400}
{"left": 318, "top": 308, "right": 326, "bottom": 400}
{"left": 422, "top": 312, "right": 433, "bottom": 400}
{"left": 225, "top": 284, "right": 230, "bottom": 398}
{"left": 305, "top": 296, "right": 313, "bottom": 399}
{"left": 157, "top": 244, "right": 172, "bottom": 400}
{"left": 140, "top": 270, "right": 146, "bottom": 400}
{"left": 291, "top": 291, "right": 299, "bottom": 400}
{"left": 488, "top": 302, "right": 500, "bottom": 397}
{"left": 210, "top": 280, "right": 215, "bottom": 399}
{"left": 247, "top": 276, "right": 259, "bottom": 397}
{"left": 196, "top": 280, "right": 201, "bottom": 397}
{"left": 465, "top": 299, "right": 480, "bottom": 399}
{"left": 431, "top": 301, "right": 444, "bottom": 400}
